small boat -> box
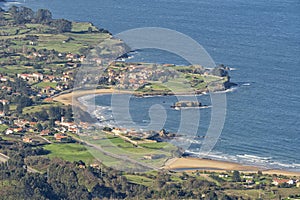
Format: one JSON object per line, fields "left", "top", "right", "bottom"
{"left": 242, "top": 83, "right": 251, "bottom": 86}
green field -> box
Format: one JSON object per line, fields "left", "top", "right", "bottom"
{"left": 71, "top": 22, "right": 99, "bottom": 33}
{"left": 0, "top": 65, "right": 35, "bottom": 74}
{"left": 139, "top": 142, "right": 174, "bottom": 149}
{"left": 44, "top": 143, "right": 95, "bottom": 164}
{"left": 80, "top": 132, "right": 178, "bottom": 170}
{"left": 23, "top": 102, "right": 64, "bottom": 114}
{"left": 124, "top": 174, "right": 154, "bottom": 187}
{"left": 34, "top": 81, "right": 58, "bottom": 89}
{"left": 0, "top": 124, "right": 8, "bottom": 133}
{"left": 225, "top": 189, "right": 276, "bottom": 199}
{"left": 0, "top": 20, "right": 114, "bottom": 57}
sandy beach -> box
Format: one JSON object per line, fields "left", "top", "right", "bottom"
{"left": 164, "top": 157, "right": 300, "bottom": 177}
{"left": 53, "top": 89, "right": 300, "bottom": 177}
{"left": 53, "top": 88, "right": 131, "bottom": 110}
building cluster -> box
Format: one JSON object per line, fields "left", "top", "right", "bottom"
{"left": 103, "top": 127, "right": 174, "bottom": 146}
{"left": 16, "top": 71, "right": 74, "bottom": 98}
{"left": 15, "top": 52, "right": 84, "bottom": 98}
{"left": 2, "top": 116, "right": 91, "bottom": 144}
{"left": 217, "top": 173, "right": 300, "bottom": 189}
{"left": 107, "top": 127, "right": 159, "bottom": 145}
{"left": 104, "top": 64, "right": 178, "bottom": 89}
{"left": 272, "top": 178, "right": 300, "bottom": 187}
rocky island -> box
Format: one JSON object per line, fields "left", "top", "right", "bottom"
{"left": 171, "top": 101, "right": 204, "bottom": 109}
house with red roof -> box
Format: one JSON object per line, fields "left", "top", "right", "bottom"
{"left": 272, "top": 178, "right": 294, "bottom": 186}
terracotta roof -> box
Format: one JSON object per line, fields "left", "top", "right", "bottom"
{"left": 273, "top": 179, "right": 290, "bottom": 184}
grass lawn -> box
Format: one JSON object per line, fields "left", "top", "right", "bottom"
{"left": 276, "top": 188, "right": 300, "bottom": 198}
{"left": 71, "top": 22, "right": 98, "bottom": 33}
{"left": 124, "top": 175, "right": 154, "bottom": 187}
{"left": 82, "top": 132, "right": 177, "bottom": 169}
{"left": 43, "top": 143, "right": 95, "bottom": 164}
{"left": 224, "top": 189, "right": 276, "bottom": 199}
{"left": 109, "top": 137, "right": 135, "bottom": 148}
{"left": 0, "top": 180, "right": 18, "bottom": 190}
{"left": 0, "top": 135, "right": 20, "bottom": 142}
{"left": 23, "top": 102, "right": 64, "bottom": 114}
{"left": 33, "top": 81, "right": 58, "bottom": 89}
{"left": 0, "top": 125, "right": 8, "bottom": 133}
{"left": 140, "top": 142, "right": 173, "bottom": 149}
{"left": 0, "top": 65, "right": 35, "bottom": 75}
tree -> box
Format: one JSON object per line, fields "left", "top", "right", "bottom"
{"left": 34, "top": 110, "right": 49, "bottom": 121}
{"left": 18, "top": 96, "right": 33, "bottom": 108}
{"left": 8, "top": 6, "right": 18, "bottom": 16}
{"left": 221, "top": 195, "right": 234, "bottom": 200}
{"left": 64, "top": 105, "right": 73, "bottom": 122}
{"left": 232, "top": 170, "right": 241, "bottom": 182}
{"left": 35, "top": 9, "right": 52, "bottom": 23}
{"left": 211, "top": 65, "right": 229, "bottom": 77}
{"left": 50, "top": 19, "right": 72, "bottom": 33}
{"left": 3, "top": 104, "right": 9, "bottom": 114}
{"left": 16, "top": 104, "right": 23, "bottom": 114}
{"left": 206, "top": 191, "right": 218, "bottom": 200}
{"left": 48, "top": 119, "right": 55, "bottom": 128}
{"left": 37, "top": 123, "right": 43, "bottom": 132}
{"left": 103, "top": 127, "right": 112, "bottom": 132}
{"left": 48, "top": 106, "right": 62, "bottom": 121}
{"left": 19, "top": 7, "right": 34, "bottom": 22}
{"left": 258, "top": 170, "right": 263, "bottom": 176}
{"left": 10, "top": 6, "right": 34, "bottom": 24}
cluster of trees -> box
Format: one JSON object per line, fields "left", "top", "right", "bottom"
{"left": 16, "top": 95, "right": 33, "bottom": 114}
{"left": 23, "top": 105, "right": 73, "bottom": 124}
{"left": 0, "top": 102, "right": 9, "bottom": 114}
{"left": 0, "top": 77, "right": 35, "bottom": 115}
{"left": 8, "top": 6, "right": 72, "bottom": 33}
{"left": 210, "top": 64, "right": 230, "bottom": 77}
{"left": 7, "top": 6, "right": 51, "bottom": 25}
{"left": 0, "top": 140, "right": 48, "bottom": 158}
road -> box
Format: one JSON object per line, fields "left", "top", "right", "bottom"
{"left": 37, "top": 135, "right": 52, "bottom": 144}
{"left": 71, "top": 134, "right": 159, "bottom": 171}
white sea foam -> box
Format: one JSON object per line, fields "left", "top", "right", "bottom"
{"left": 184, "top": 151, "right": 300, "bottom": 171}
{"left": 3, "top": 1, "right": 22, "bottom": 10}
{"left": 213, "top": 87, "right": 238, "bottom": 94}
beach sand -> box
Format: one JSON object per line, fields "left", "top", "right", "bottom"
{"left": 53, "top": 88, "right": 130, "bottom": 110}
{"left": 164, "top": 157, "right": 300, "bottom": 177}
{"left": 53, "top": 89, "right": 300, "bottom": 177}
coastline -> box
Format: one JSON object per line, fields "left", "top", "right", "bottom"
{"left": 53, "top": 89, "right": 300, "bottom": 177}
{"left": 164, "top": 157, "right": 300, "bottom": 177}
{"left": 53, "top": 88, "right": 131, "bottom": 110}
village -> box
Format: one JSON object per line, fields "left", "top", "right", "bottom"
{"left": 215, "top": 172, "right": 300, "bottom": 189}
{"left": 0, "top": 38, "right": 229, "bottom": 147}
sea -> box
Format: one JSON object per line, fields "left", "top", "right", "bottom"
{"left": 2, "top": 0, "right": 299, "bottom": 171}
